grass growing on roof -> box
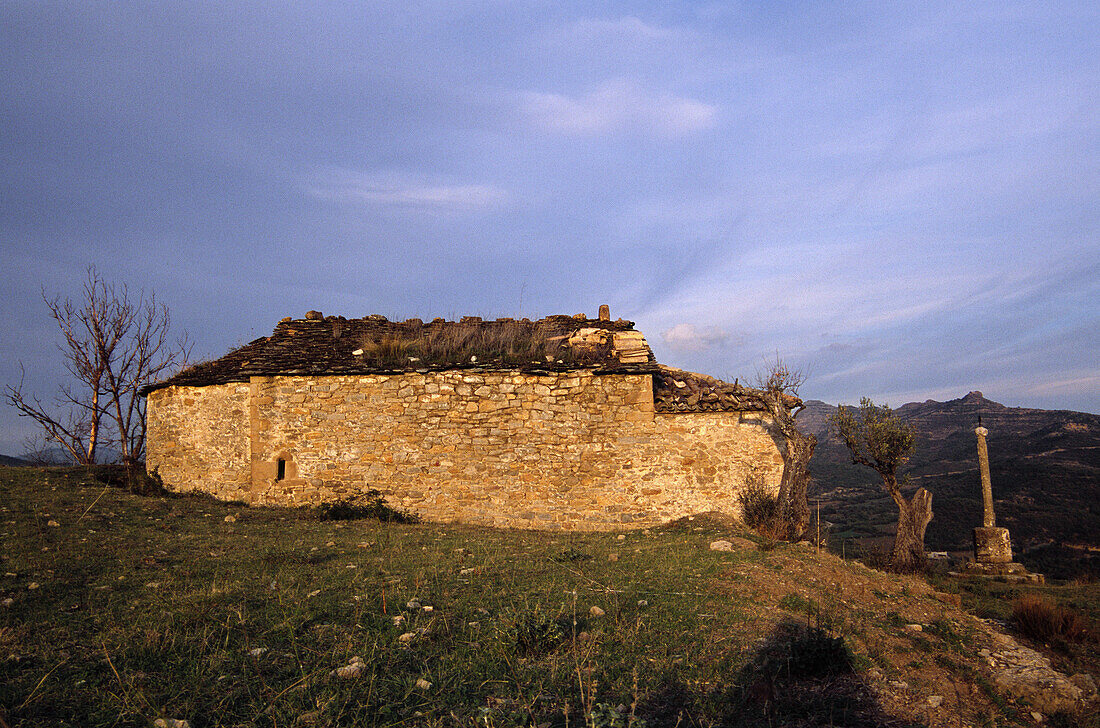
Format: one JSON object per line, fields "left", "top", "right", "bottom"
{"left": 355, "top": 320, "right": 613, "bottom": 369}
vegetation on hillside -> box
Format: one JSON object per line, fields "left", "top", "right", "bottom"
{"left": 2, "top": 467, "right": 1096, "bottom": 727}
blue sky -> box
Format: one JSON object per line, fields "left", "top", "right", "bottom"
{"left": 1, "top": 2, "right": 1097, "bottom": 455}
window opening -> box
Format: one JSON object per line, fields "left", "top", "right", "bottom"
{"left": 276, "top": 458, "right": 286, "bottom": 481}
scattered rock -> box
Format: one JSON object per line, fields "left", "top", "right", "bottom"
{"left": 422, "top": 605, "right": 434, "bottom": 612}
{"left": 608, "top": 553, "right": 619, "bottom": 562}
{"left": 223, "top": 515, "right": 236, "bottom": 523}
{"left": 47, "top": 520, "right": 60, "bottom": 527}
{"left": 1031, "top": 712, "right": 1044, "bottom": 723}
{"left": 407, "top": 599, "right": 421, "bottom": 610}
{"left": 249, "top": 648, "right": 268, "bottom": 657}
{"left": 589, "top": 606, "right": 605, "bottom": 617}
{"left": 988, "top": 642, "right": 1086, "bottom": 714}
{"left": 307, "top": 589, "right": 321, "bottom": 598}
{"left": 398, "top": 632, "right": 418, "bottom": 643}
{"left": 616, "top": 534, "right": 626, "bottom": 541}
{"left": 1, "top": 598, "right": 13, "bottom": 607}
{"left": 392, "top": 615, "right": 405, "bottom": 627}
{"left": 331, "top": 656, "right": 365, "bottom": 679}
{"left": 709, "top": 537, "right": 756, "bottom": 551}
{"left": 460, "top": 567, "right": 477, "bottom": 575}
{"left": 154, "top": 720, "right": 191, "bottom": 728}
{"left": 905, "top": 624, "right": 923, "bottom": 632}
{"left": 416, "top": 677, "right": 432, "bottom": 690}
{"left": 637, "top": 600, "right": 648, "bottom": 608}
{"left": 333, "top": 663, "right": 363, "bottom": 678}
{"left": 926, "top": 695, "right": 943, "bottom": 708}
{"left": 295, "top": 711, "right": 321, "bottom": 725}
{"left": 888, "top": 680, "right": 909, "bottom": 690}
{"left": 27, "top": 582, "right": 39, "bottom": 590}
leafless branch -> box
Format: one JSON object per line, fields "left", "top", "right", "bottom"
{"left": 2, "top": 267, "right": 190, "bottom": 466}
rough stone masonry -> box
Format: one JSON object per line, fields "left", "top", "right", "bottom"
{"left": 143, "top": 310, "right": 788, "bottom": 530}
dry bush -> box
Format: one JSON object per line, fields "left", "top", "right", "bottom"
{"left": 1012, "top": 593, "right": 1092, "bottom": 644}
{"left": 739, "top": 469, "right": 783, "bottom": 545}
{"left": 737, "top": 469, "right": 775, "bottom": 527}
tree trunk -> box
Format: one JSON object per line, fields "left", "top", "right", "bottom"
{"left": 83, "top": 389, "right": 100, "bottom": 465}
{"left": 776, "top": 431, "right": 816, "bottom": 540}
{"left": 887, "top": 483, "right": 933, "bottom": 571}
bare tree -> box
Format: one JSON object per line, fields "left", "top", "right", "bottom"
{"left": 754, "top": 359, "right": 816, "bottom": 541}
{"left": 3, "top": 268, "right": 190, "bottom": 467}
{"left": 830, "top": 398, "right": 932, "bottom": 571}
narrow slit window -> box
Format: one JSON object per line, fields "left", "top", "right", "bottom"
{"left": 276, "top": 458, "right": 286, "bottom": 481}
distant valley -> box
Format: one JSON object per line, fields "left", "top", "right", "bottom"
{"left": 799, "top": 392, "right": 1100, "bottom": 578}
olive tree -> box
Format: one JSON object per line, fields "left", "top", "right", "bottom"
{"left": 754, "top": 360, "right": 816, "bottom": 541}
{"left": 830, "top": 398, "right": 932, "bottom": 571}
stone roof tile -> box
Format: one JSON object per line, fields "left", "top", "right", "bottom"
{"left": 143, "top": 313, "right": 656, "bottom": 393}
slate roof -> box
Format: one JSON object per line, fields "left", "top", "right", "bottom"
{"left": 143, "top": 311, "right": 785, "bottom": 415}
{"left": 143, "top": 312, "right": 656, "bottom": 393}
{"left": 653, "top": 367, "right": 792, "bottom": 414}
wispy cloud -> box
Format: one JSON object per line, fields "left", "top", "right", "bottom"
{"left": 564, "top": 16, "right": 677, "bottom": 42}
{"left": 661, "top": 323, "right": 730, "bottom": 353}
{"left": 520, "top": 80, "right": 717, "bottom": 137}
{"left": 308, "top": 169, "right": 507, "bottom": 209}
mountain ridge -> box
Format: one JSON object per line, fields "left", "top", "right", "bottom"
{"left": 797, "top": 392, "right": 1100, "bottom": 578}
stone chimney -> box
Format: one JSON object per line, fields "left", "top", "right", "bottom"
{"left": 305, "top": 310, "right": 323, "bottom": 321}
{"left": 598, "top": 304, "right": 610, "bottom": 321}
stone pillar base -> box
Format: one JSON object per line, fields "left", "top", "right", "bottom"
{"left": 973, "top": 526, "right": 1013, "bottom": 564}
{"left": 956, "top": 560, "right": 1045, "bottom": 584}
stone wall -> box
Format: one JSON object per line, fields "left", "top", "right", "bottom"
{"left": 146, "top": 370, "right": 785, "bottom": 530}
{"left": 145, "top": 382, "right": 251, "bottom": 498}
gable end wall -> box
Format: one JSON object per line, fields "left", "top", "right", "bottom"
{"left": 146, "top": 371, "right": 783, "bottom": 529}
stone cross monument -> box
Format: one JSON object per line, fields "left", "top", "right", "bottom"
{"left": 959, "top": 418, "right": 1043, "bottom": 583}
{"left": 976, "top": 425, "right": 995, "bottom": 527}
{"left": 971, "top": 423, "right": 1013, "bottom": 563}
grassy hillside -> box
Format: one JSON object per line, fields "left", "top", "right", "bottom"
{"left": 1, "top": 467, "right": 1096, "bottom": 727}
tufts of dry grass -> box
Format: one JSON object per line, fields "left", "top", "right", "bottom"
{"left": 357, "top": 320, "right": 612, "bottom": 369}
{"left": 1012, "top": 593, "right": 1093, "bottom": 644}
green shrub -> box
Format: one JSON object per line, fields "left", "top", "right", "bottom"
{"left": 504, "top": 606, "right": 569, "bottom": 656}
{"left": 550, "top": 546, "right": 592, "bottom": 563}
{"left": 88, "top": 463, "right": 166, "bottom": 496}
{"left": 317, "top": 489, "right": 420, "bottom": 523}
